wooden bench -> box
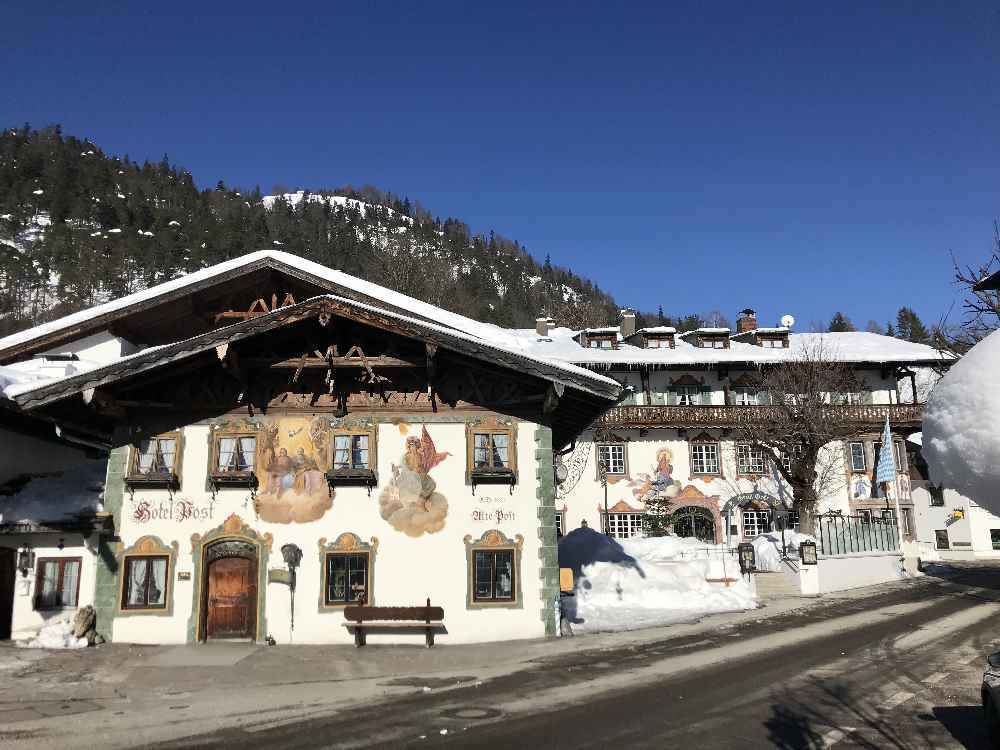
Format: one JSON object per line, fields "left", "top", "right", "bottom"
{"left": 342, "top": 598, "right": 444, "bottom": 647}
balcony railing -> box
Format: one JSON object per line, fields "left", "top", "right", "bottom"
{"left": 597, "top": 403, "right": 924, "bottom": 429}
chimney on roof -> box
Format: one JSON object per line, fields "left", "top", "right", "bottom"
{"left": 536, "top": 316, "right": 550, "bottom": 337}
{"left": 620, "top": 309, "right": 636, "bottom": 339}
{"left": 736, "top": 308, "right": 758, "bottom": 334}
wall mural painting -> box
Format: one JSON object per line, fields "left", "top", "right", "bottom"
{"left": 852, "top": 476, "right": 872, "bottom": 500}
{"left": 629, "top": 447, "right": 683, "bottom": 506}
{"left": 379, "top": 426, "right": 450, "bottom": 537}
{"left": 256, "top": 416, "right": 332, "bottom": 524}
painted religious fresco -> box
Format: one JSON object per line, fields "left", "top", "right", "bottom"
{"left": 379, "top": 426, "right": 450, "bottom": 537}
{"left": 256, "top": 416, "right": 331, "bottom": 523}
{"left": 629, "top": 447, "right": 683, "bottom": 506}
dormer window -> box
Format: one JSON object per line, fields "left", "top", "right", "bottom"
{"left": 732, "top": 327, "right": 789, "bottom": 348}
{"left": 678, "top": 328, "right": 730, "bottom": 349}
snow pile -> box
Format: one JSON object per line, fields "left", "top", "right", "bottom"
{"left": 18, "top": 616, "right": 88, "bottom": 650}
{"left": 559, "top": 528, "right": 755, "bottom": 633}
{"left": 0, "top": 460, "right": 106, "bottom": 524}
{"left": 751, "top": 531, "right": 816, "bottom": 572}
{"left": 923, "top": 329, "right": 1000, "bottom": 516}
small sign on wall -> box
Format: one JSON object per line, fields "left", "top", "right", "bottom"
{"left": 177, "top": 571, "right": 191, "bottom": 581}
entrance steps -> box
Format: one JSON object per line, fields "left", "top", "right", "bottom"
{"left": 754, "top": 567, "right": 803, "bottom": 599}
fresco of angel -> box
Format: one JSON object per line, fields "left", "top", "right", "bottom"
{"left": 629, "top": 447, "right": 683, "bottom": 505}
{"left": 379, "top": 426, "right": 451, "bottom": 537}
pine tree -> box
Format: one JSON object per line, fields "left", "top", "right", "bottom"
{"left": 886, "top": 322, "right": 896, "bottom": 337}
{"left": 828, "top": 312, "right": 855, "bottom": 332}
{"left": 865, "top": 320, "right": 883, "bottom": 334}
{"left": 642, "top": 492, "right": 674, "bottom": 537}
{"left": 896, "top": 307, "right": 930, "bottom": 344}
{"left": 657, "top": 305, "right": 666, "bottom": 325}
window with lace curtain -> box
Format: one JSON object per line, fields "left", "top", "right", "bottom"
{"left": 130, "top": 433, "right": 179, "bottom": 476}
{"left": 121, "top": 556, "right": 169, "bottom": 610}
{"left": 214, "top": 434, "right": 257, "bottom": 474}
{"left": 34, "top": 558, "right": 82, "bottom": 610}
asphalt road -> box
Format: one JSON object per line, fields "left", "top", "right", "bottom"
{"left": 156, "top": 563, "right": 1000, "bottom": 750}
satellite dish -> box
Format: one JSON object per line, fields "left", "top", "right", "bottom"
{"left": 781, "top": 314, "right": 795, "bottom": 329}
{"left": 554, "top": 460, "right": 569, "bottom": 484}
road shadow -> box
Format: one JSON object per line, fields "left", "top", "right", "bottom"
{"left": 921, "top": 560, "right": 1000, "bottom": 596}
{"left": 933, "top": 705, "right": 990, "bottom": 749}
{"left": 764, "top": 677, "right": 982, "bottom": 749}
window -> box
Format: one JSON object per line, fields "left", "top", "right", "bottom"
{"left": 324, "top": 553, "right": 369, "bottom": 605}
{"left": 555, "top": 510, "right": 566, "bottom": 538}
{"left": 849, "top": 442, "right": 866, "bottom": 472}
{"left": 675, "top": 385, "right": 701, "bottom": 406}
{"left": 991, "top": 530, "right": 1000, "bottom": 551}
{"left": 34, "top": 558, "right": 81, "bottom": 610}
{"left": 742, "top": 510, "right": 771, "bottom": 538}
{"left": 934, "top": 529, "right": 950, "bottom": 550}
{"left": 132, "top": 435, "right": 178, "bottom": 475}
{"left": 121, "top": 556, "right": 168, "bottom": 609}
{"left": 647, "top": 338, "right": 662, "bottom": 348}
{"left": 597, "top": 443, "right": 626, "bottom": 475}
{"left": 929, "top": 484, "right": 945, "bottom": 506}
{"left": 333, "top": 434, "right": 370, "bottom": 470}
{"left": 894, "top": 441, "right": 908, "bottom": 472}
{"left": 844, "top": 392, "right": 865, "bottom": 405}
{"left": 785, "top": 511, "right": 800, "bottom": 532}
{"left": 762, "top": 338, "right": 783, "bottom": 348}
{"left": 473, "top": 433, "right": 510, "bottom": 470}
{"left": 700, "top": 338, "right": 726, "bottom": 349}
{"left": 603, "top": 512, "right": 645, "bottom": 539}
{"left": 859, "top": 509, "right": 873, "bottom": 524}
{"left": 215, "top": 435, "right": 256, "bottom": 473}
{"left": 732, "top": 388, "right": 761, "bottom": 406}
{"left": 736, "top": 444, "right": 766, "bottom": 475}
{"left": 690, "top": 441, "right": 720, "bottom": 475}
{"left": 473, "top": 549, "right": 515, "bottom": 602}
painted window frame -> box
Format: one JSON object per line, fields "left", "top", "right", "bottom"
{"left": 323, "top": 551, "right": 371, "bottom": 606}
{"left": 211, "top": 431, "right": 258, "bottom": 476}
{"left": 742, "top": 510, "right": 771, "bottom": 538}
{"left": 472, "top": 549, "right": 517, "bottom": 603}
{"left": 602, "top": 511, "right": 645, "bottom": 539}
{"left": 464, "top": 530, "right": 523, "bottom": 610}
{"left": 689, "top": 435, "right": 721, "bottom": 477}
{"left": 465, "top": 419, "right": 518, "bottom": 484}
{"left": 120, "top": 554, "right": 170, "bottom": 611}
{"left": 332, "top": 434, "right": 373, "bottom": 471}
{"left": 596, "top": 443, "right": 627, "bottom": 476}
{"left": 33, "top": 557, "right": 82, "bottom": 611}
{"left": 116, "top": 536, "right": 179, "bottom": 618}
{"left": 736, "top": 443, "right": 767, "bottom": 475}
{"left": 128, "top": 431, "right": 183, "bottom": 488}
{"left": 317, "top": 534, "right": 378, "bottom": 612}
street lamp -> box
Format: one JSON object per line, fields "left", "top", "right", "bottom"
{"left": 598, "top": 459, "right": 610, "bottom": 538}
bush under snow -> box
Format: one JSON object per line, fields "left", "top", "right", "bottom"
{"left": 559, "top": 528, "right": 756, "bottom": 633}
{"left": 751, "top": 531, "right": 816, "bottom": 572}
{"left": 923, "top": 329, "right": 1000, "bottom": 515}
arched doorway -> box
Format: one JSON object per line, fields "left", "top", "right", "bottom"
{"left": 672, "top": 506, "right": 717, "bottom": 544}
{"left": 201, "top": 540, "right": 258, "bottom": 640}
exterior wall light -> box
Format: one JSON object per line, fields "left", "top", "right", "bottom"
{"left": 799, "top": 540, "right": 818, "bottom": 565}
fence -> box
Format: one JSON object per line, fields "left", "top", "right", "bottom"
{"left": 815, "top": 512, "right": 899, "bottom": 556}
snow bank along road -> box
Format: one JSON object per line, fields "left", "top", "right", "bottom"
{"left": 138, "top": 564, "right": 1000, "bottom": 750}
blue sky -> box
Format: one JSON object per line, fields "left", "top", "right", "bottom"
{"left": 2, "top": 1, "right": 998, "bottom": 331}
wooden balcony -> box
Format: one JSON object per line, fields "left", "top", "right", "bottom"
{"left": 597, "top": 403, "right": 924, "bottom": 430}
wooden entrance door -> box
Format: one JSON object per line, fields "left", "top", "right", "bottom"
{"left": 0, "top": 548, "right": 14, "bottom": 640}
{"left": 205, "top": 555, "right": 257, "bottom": 640}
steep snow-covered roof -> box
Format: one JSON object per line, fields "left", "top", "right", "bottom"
{"left": 0, "top": 250, "right": 528, "bottom": 359}
{"left": 635, "top": 326, "right": 676, "bottom": 334}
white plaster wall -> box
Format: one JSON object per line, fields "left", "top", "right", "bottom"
{"left": 112, "top": 420, "right": 546, "bottom": 645}
{"left": 0, "top": 427, "right": 90, "bottom": 484}
{"left": 911, "top": 484, "right": 976, "bottom": 557}
{"left": 816, "top": 552, "right": 904, "bottom": 593}
{"left": 0, "top": 534, "right": 97, "bottom": 639}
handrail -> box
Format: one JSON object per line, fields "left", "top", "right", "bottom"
{"left": 598, "top": 403, "right": 924, "bottom": 429}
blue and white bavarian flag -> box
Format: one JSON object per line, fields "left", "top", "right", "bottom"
{"left": 875, "top": 415, "right": 896, "bottom": 486}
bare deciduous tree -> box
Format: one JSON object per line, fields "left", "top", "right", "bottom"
{"left": 940, "top": 220, "right": 1000, "bottom": 354}
{"left": 737, "top": 340, "right": 868, "bottom": 535}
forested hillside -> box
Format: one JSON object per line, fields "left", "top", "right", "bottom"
{"left": 0, "top": 125, "right": 621, "bottom": 337}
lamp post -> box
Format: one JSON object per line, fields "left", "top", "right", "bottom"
{"left": 598, "top": 459, "right": 610, "bottom": 538}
